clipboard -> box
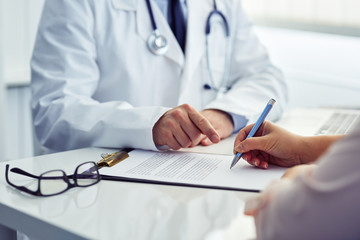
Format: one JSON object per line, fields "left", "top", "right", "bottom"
{"left": 97, "top": 148, "right": 133, "bottom": 169}
{"left": 99, "top": 174, "right": 260, "bottom": 193}
{"left": 97, "top": 149, "right": 287, "bottom": 193}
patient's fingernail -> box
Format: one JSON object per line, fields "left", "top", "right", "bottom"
{"left": 261, "top": 162, "right": 268, "bottom": 169}
{"left": 211, "top": 134, "right": 220, "bottom": 143}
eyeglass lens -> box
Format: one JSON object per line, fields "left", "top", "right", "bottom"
{"left": 40, "top": 170, "right": 68, "bottom": 196}
{"left": 75, "top": 162, "right": 99, "bottom": 187}
{"left": 38, "top": 162, "right": 99, "bottom": 196}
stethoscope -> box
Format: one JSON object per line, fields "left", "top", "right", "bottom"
{"left": 145, "top": 0, "right": 169, "bottom": 55}
{"left": 145, "top": 0, "right": 231, "bottom": 96}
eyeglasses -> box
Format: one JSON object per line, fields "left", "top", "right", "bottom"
{"left": 5, "top": 161, "right": 101, "bottom": 197}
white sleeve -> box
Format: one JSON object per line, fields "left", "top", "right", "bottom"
{"left": 256, "top": 126, "right": 360, "bottom": 240}
{"left": 31, "top": 0, "right": 168, "bottom": 152}
{"left": 205, "top": 0, "right": 288, "bottom": 125}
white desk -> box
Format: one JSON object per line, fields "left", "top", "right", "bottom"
{"left": 0, "top": 148, "right": 257, "bottom": 240}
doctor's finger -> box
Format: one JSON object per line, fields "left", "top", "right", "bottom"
{"left": 160, "top": 123, "right": 192, "bottom": 149}
{"left": 188, "top": 111, "right": 219, "bottom": 144}
{"left": 172, "top": 126, "right": 193, "bottom": 148}
{"left": 165, "top": 134, "right": 183, "bottom": 150}
{"left": 168, "top": 104, "right": 204, "bottom": 145}
{"left": 153, "top": 121, "right": 184, "bottom": 150}
{"left": 180, "top": 120, "right": 203, "bottom": 146}
{"left": 201, "top": 137, "right": 214, "bottom": 146}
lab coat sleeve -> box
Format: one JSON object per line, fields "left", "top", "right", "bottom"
{"left": 31, "top": 0, "right": 168, "bottom": 152}
{"left": 255, "top": 126, "right": 360, "bottom": 240}
{"left": 205, "top": 1, "right": 288, "bottom": 125}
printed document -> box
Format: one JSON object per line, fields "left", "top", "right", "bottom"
{"left": 100, "top": 149, "right": 287, "bottom": 191}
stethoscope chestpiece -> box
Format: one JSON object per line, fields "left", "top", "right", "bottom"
{"left": 147, "top": 29, "right": 168, "bottom": 56}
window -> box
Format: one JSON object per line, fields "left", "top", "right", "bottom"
{"left": 242, "top": 0, "right": 360, "bottom": 36}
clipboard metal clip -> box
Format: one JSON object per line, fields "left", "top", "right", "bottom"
{"left": 97, "top": 151, "right": 129, "bottom": 169}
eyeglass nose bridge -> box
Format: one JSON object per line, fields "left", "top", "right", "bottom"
{"left": 74, "top": 162, "right": 101, "bottom": 187}
{"left": 67, "top": 177, "right": 77, "bottom": 187}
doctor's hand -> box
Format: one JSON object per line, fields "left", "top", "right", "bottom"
{"left": 152, "top": 104, "right": 220, "bottom": 150}
{"left": 233, "top": 121, "right": 305, "bottom": 169}
{"left": 199, "top": 109, "right": 234, "bottom": 146}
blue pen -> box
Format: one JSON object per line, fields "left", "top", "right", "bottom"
{"left": 230, "top": 98, "right": 276, "bottom": 169}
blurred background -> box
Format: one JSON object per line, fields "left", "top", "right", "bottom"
{"left": 1, "top": 0, "right": 360, "bottom": 161}
{"left": 244, "top": 0, "right": 360, "bottom": 36}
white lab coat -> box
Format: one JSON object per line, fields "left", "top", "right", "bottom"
{"left": 31, "top": 0, "right": 288, "bottom": 152}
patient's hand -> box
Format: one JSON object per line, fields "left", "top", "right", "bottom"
{"left": 233, "top": 121, "right": 304, "bottom": 169}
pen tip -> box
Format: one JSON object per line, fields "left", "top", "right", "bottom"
{"left": 231, "top": 153, "right": 241, "bottom": 169}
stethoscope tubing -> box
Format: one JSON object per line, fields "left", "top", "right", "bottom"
{"left": 145, "top": 0, "right": 231, "bottom": 96}
{"left": 146, "top": 0, "right": 169, "bottom": 55}
{"left": 205, "top": 34, "right": 231, "bottom": 97}
{"left": 145, "top": 0, "right": 157, "bottom": 30}
{"left": 205, "top": 10, "right": 230, "bottom": 37}
{"left": 205, "top": 1, "right": 231, "bottom": 96}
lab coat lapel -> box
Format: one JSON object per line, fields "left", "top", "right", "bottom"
{"left": 136, "top": 0, "right": 184, "bottom": 67}
{"left": 179, "top": 0, "right": 212, "bottom": 102}
{"left": 185, "top": 0, "right": 213, "bottom": 73}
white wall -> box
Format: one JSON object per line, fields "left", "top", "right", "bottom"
{"left": 0, "top": 0, "right": 7, "bottom": 161}
{"left": 243, "top": 0, "right": 360, "bottom": 32}
{"left": 0, "top": 67, "right": 6, "bottom": 162}
{"left": 255, "top": 26, "right": 360, "bottom": 110}
{"left": 3, "top": 0, "right": 44, "bottom": 86}
{"left": 6, "top": 87, "right": 33, "bottom": 160}
{"left": 0, "top": 83, "right": 5, "bottom": 162}
{"left": 1, "top": 0, "right": 44, "bottom": 161}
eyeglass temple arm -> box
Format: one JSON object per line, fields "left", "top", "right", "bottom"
{"left": 11, "top": 167, "right": 67, "bottom": 181}
{"left": 11, "top": 166, "right": 95, "bottom": 180}
{"left": 10, "top": 167, "right": 41, "bottom": 179}
{"left": 78, "top": 165, "right": 99, "bottom": 175}
{"left": 12, "top": 184, "right": 40, "bottom": 195}
{"left": 5, "top": 165, "right": 41, "bottom": 196}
